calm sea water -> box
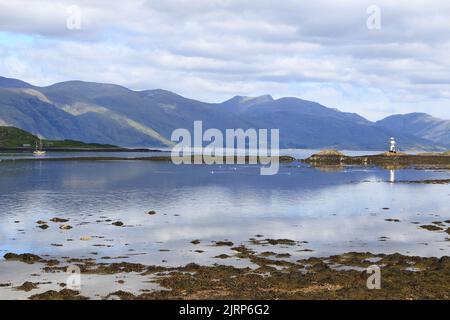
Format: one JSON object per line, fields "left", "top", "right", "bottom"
{"left": 0, "top": 153, "right": 449, "bottom": 267}
{"left": 0, "top": 149, "right": 382, "bottom": 160}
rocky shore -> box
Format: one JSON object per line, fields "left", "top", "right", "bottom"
{"left": 1, "top": 246, "right": 449, "bottom": 300}
{"left": 303, "top": 150, "right": 450, "bottom": 169}
{"left": 1, "top": 219, "right": 449, "bottom": 300}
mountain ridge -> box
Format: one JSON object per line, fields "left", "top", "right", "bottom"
{"left": 0, "top": 76, "right": 448, "bottom": 150}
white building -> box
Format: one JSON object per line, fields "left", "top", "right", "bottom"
{"left": 389, "top": 137, "right": 396, "bottom": 153}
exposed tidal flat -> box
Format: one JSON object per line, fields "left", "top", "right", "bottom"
{"left": 0, "top": 150, "right": 449, "bottom": 299}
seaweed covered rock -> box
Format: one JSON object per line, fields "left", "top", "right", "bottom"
{"left": 3, "top": 253, "right": 42, "bottom": 264}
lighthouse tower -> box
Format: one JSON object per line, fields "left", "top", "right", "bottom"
{"left": 389, "top": 137, "right": 396, "bottom": 153}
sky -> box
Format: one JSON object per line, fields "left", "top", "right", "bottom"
{"left": 0, "top": 0, "right": 449, "bottom": 121}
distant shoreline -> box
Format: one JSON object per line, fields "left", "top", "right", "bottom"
{"left": 1, "top": 152, "right": 450, "bottom": 169}
{"left": 0, "top": 147, "right": 164, "bottom": 153}
{"left": 0, "top": 155, "right": 295, "bottom": 163}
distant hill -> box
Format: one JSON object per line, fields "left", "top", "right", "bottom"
{"left": 0, "top": 76, "right": 448, "bottom": 151}
{"left": 0, "top": 76, "right": 32, "bottom": 89}
{"left": 0, "top": 126, "right": 38, "bottom": 147}
{"left": 0, "top": 126, "right": 117, "bottom": 149}
{"left": 222, "top": 95, "right": 436, "bottom": 150}
{"left": 376, "top": 113, "right": 450, "bottom": 149}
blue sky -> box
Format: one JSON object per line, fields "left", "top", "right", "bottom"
{"left": 0, "top": 0, "right": 449, "bottom": 121}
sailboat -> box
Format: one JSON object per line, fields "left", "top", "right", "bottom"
{"left": 33, "top": 139, "right": 46, "bottom": 156}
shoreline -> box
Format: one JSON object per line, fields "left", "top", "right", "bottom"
{"left": 0, "top": 155, "right": 296, "bottom": 163}
{"left": 303, "top": 151, "right": 450, "bottom": 167}
{"left": 1, "top": 246, "right": 449, "bottom": 300}
{"left": 1, "top": 152, "right": 450, "bottom": 169}
{"left": 0, "top": 147, "right": 164, "bottom": 153}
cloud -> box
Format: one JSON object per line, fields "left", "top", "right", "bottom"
{"left": 0, "top": 0, "right": 449, "bottom": 120}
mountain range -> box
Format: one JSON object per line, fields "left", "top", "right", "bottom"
{"left": 0, "top": 76, "right": 448, "bottom": 150}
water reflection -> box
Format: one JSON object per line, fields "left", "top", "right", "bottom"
{"left": 0, "top": 160, "right": 449, "bottom": 265}
{"left": 389, "top": 169, "right": 396, "bottom": 183}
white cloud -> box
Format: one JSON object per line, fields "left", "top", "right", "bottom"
{"left": 0, "top": 0, "right": 449, "bottom": 120}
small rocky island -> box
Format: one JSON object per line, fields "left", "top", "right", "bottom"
{"left": 303, "top": 149, "right": 450, "bottom": 168}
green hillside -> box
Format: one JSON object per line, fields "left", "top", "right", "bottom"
{"left": 0, "top": 126, "right": 117, "bottom": 149}
{"left": 44, "top": 139, "right": 117, "bottom": 148}
{"left": 0, "top": 126, "right": 38, "bottom": 147}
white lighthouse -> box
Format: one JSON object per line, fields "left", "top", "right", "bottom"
{"left": 389, "top": 137, "right": 396, "bottom": 153}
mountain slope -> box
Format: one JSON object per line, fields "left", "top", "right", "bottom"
{"left": 222, "top": 96, "right": 437, "bottom": 150}
{"left": 376, "top": 113, "right": 450, "bottom": 148}
{"left": 0, "top": 78, "right": 253, "bottom": 147}
{"left": 0, "top": 87, "right": 163, "bottom": 146}
{"left": 39, "top": 81, "right": 253, "bottom": 140}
